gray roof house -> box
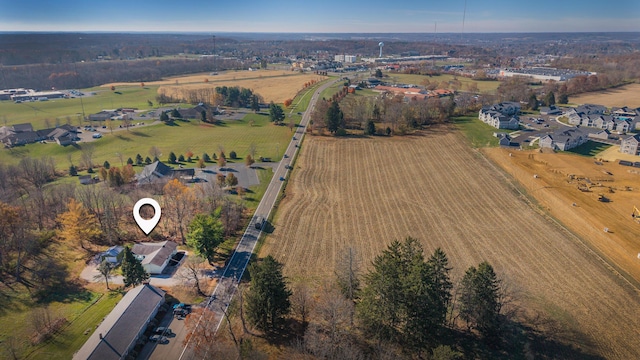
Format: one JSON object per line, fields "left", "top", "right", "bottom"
{"left": 621, "top": 134, "right": 640, "bottom": 156}
{"left": 73, "top": 284, "right": 166, "bottom": 360}
{"left": 136, "top": 161, "right": 174, "bottom": 184}
{"left": 131, "top": 241, "right": 178, "bottom": 275}
{"left": 540, "top": 128, "right": 589, "bottom": 151}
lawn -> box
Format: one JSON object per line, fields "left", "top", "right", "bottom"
{"left": 0, "top": 114, "right": 295, "bottom": 170}
{"left": 0, "top": 289, "right": 121, "bottom": 360}
{"left": 1, "top": 86, "right": 159, "bottom": 130}
{"left": 453, "top": 116, "right": 505, "bottom": 148}
{"left": 565, "top": 141, "right": 612, "bottom": 157}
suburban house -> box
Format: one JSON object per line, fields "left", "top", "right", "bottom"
{"left": 539, "top": 128, "right": 589, "bottom": 151}
{"left": 100, "top": 245, "right": 124, "bottom": 264}
{"left": 621, "top": 134, "right": 640, "bottom": 156}
{"left": 136, "top": 161, "right": 195, "bottom": 185}
{"left": 479, "top": 102, "right": 520, "bottom": 130}
{"left": 540, "top": 105, "right": 563, "bottom": 116}
{"left": 131, "top": 241, "right": 178, "bottom": 275}
{"left": 566, "top": 105, "right": 634, "bottom": 134}
{"left": 495, "top": 133, "right": 515, "bottom": 147}
{"left": 73, "top": 283, "right": 166, "bottom": 360}
{"left": 88, "top": 111, "right": 119, "bottom": 122}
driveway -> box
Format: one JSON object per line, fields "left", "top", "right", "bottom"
{"left": 80, "top": 251, "right": 188, "bottom": 287}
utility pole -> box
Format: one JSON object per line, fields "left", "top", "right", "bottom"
{"left": 212, "top": 35, "right": 217, "bottom": 74}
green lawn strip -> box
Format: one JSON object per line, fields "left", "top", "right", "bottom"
{"left": 453, "top": 116, "right": 506, "bottom": 148}
{"left": 1, "top": 86, "right": 160, "bottom": 130}
{"left": 386, "top": 73, "right": 500, "bottom": 93}
{"left": 25, "top": 291, "right": 122, "bottom": 360}
{"left": 243, "top": 166, "right": 273, "bottom": 210}
{"left": 565, "top": 141, "right": 612, "bottom": 157}
{"left": 0, "top": 114, "right": 293, "bottom": 170}
{"left": 319, "top": 80, "right": 347, "bottom": 101}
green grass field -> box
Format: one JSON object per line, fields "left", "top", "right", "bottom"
{"left": 453, "top": 116, "right": 505, "bottom": 148}
{"left": 1, "top": 86, "right": 160, "bottom": 130}
{"left": 1, "top": 114, "right": 294, "bottom": 170}
{"left": 385, "top": 73, "right": 500, "bottom": 93}
{"left": 565, "top": 141, "right": 612, "bottom": 157}
{"left": 0, "top": 290, "right": 121, "bottom": 360}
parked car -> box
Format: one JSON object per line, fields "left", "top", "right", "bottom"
{"left": 149, "top": 335, "right": 169, "bottom": 344}
{"left": 154, "top": 327, "right": 174, "bottom": 335}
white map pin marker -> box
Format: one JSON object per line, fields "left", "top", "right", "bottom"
{"left": 133, "top": 198, "right": 161, "bottom": 235}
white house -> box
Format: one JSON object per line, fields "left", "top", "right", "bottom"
{"left": 131, "top": 241, "right": 178, "bottom": 275}
{"left": 621, "top": 134, "right": 640, "bottom": 156}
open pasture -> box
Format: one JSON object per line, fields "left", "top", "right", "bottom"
{"left": 0, "top": 114, "right": 292, "bottom": 170}
{"left": 260, "top": 129, "right": 640, "bottom": 359}
{"left": 569, "top": 83, "right": 640, "bottom": 108}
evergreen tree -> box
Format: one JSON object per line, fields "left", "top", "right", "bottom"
{"left": 251, "top": 95, "right": 260, "bottom": 112}
{"left": 200, "top": 110, "right": 207, "bottom": 123}
{"left": 357, "top": 238, "right": 451, "bottom": 351}
{"left": 269, "top": 102, "right": 285, "bottom": 123}
{"left": 178, "top": 154, "right": 185, "bottom": 162}
{"left": 365, "top": 120, "right": 376, "bottom": 135}
{"left": 121, "top": 246, "right": 149, "bottom": 288}
{"left": 186, "top": 214, "right": 224, "bottom": 265}
{"left": 160, "top": 111, "right": 169, "bottom": 122}
{"left": 326, "top": 101, "right": 344, "bottom": 134}
{"left": 459, "top": 261, "right": 502, "bottom": 342}
{"left": 245, "top": 255, "right": 291, "bottom": 332}
{"left": 528, "top": 93, "right": 539, "bottom": 110}
{"left": 229, "top": 151, "right": 237, "bottom": 159}
{"left": 544, "top": 91, "right": 556, "bottom": 106}
{"left": 202, "top": 153, "right": 211, "bottom": 162}
{"left": 127, "top": 157, "right": 134, "bottom": 165}
{"left": 168, "top": 152, "right": 177, "bottom": 164}
{"left": 68, "top": 164, "right": 78, "bottom": 176}
{"left": 103, "top": 160, "right": 110, "bottom": 169}
{"left": 171, "top": 108, "right": 181, "bottom": 118}
{"left": 135, "top": 153, "right": 144, "bottom": 165}
{"left": 558, "top": 93, "right": 569, "bottom": 104}
{"left": 145, "top": 156, "right": 152, "bottom": 164}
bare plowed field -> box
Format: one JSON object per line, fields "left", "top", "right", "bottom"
{"left": 570, "top": 83, "right": 640, "bottom": 107}
{"left": 102, "top": 69, "right": 325, "bottom": 103}
{"left": 260, "top": 129, "right": 640, "bottom": 358}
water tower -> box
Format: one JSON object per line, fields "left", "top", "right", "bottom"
{"left": 378, "top": 42, "right": 384, "bottom": 58}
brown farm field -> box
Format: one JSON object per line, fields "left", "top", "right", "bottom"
{"left": 569, "top": 83, "right": 640, "bottom": 107}
{"left": 102, "top": 69, "right": 326, "bottom": 104}
{"left": 260, "top": 129, "right": 640, "bottom": 358}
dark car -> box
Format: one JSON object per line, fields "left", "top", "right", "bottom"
{"left": 154, "top": 327, "right": 174, "bottom": 335}
{"left": 279, "top": 176, "right": 285, "bottom": 181}
{"left": 149, "top": 335, "right": 169, "bottom": 344}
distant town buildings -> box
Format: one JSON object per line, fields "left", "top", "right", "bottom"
{"left": 499, "top": 67, "right": 594, "bottom": 82}
{"left": 0, "top": 88, "right": 66, "bottom": 102}
{"left": 566, "top": 105, "right": 638, "bottom": 134}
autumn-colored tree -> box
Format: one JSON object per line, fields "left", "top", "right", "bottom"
{"left": 217, "top": 155, "right": 227, "bottom": 168}
{"left": 163, "top": 179, "right": 195, "bottom": 243}
{"left": 57, "top": 199, "right": 102, "bottom": 250}
{"left": 121, "top": 164, "right": 136, "bottom": 184}
{"left": 216, "top": 173, "right": 226, "bottom": 187}
{"left": 110, "top": 85, "right": 115, "bottom": 91}
{"left": 197, "top": 158, "right": 206, "bottom": 168}
{"left": 245, "top": 154, "right": 255, "bottom": 167}
{"left": 283, "top": 98, "right": 293, "bottom": 108}
{"left": 140, "top": 82, "right": 145, "bottom": 87}
{"left": 185, "top": 151, "right": 194, "bottom": 160}
{"left": 226, "top": 173, "right": 238, "bottom": 187}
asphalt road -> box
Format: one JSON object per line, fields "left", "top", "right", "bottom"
{"left": 146, "top": 78, "right": 339, "bottom": 360}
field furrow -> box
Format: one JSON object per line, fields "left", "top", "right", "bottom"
{"left": 259, "top": 130, "right": 640, "bottom": 358}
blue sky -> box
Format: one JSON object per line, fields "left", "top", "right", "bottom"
{"left": 0, "top": 0, "right": 639, "bottom": 33}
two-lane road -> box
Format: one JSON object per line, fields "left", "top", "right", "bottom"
{"left": 147, "top": 78, "right": 339, "bottom": 360}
